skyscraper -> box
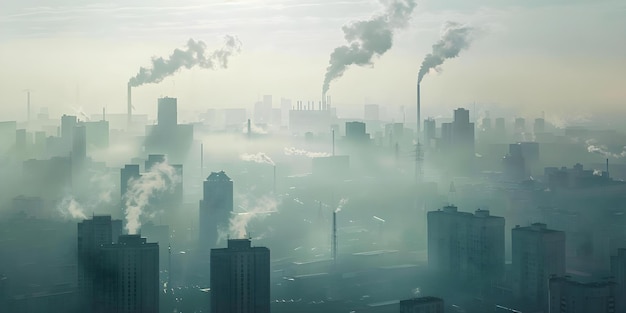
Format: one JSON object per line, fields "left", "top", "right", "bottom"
{"left": 440, "top": 108, "right": 475, "bottom": 174}
{"left": 97, "top": 235, "right": 159, "bottom": 313}
{"left": 199, "top": 171, "right": 233, "bottom": 249}
{"left": 158, "top": 97, "right": 177, "bottom": 127}
{"left": 610, "top": 248, "right": 626, "bottom": 312}
{"left": 210, "top": 239, "right": 270, "bottom": 313}
{"left": 120, "top": 164, "right": 141, "bottom": 218}
{"left": 512, "top": 223, "right": 565, "bottom": 309}
{"left": 427, "top": 206, "right": 504, "bottom": 287}
{"left": 549, "top": 276, "right": 616, "bottom": 313}
{"left": 77, "top": 216, "right": 123, "bottom": 312}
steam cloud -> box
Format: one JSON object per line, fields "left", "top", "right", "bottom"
{"left": 240, "top": 152, "right": 275, "bottom": 166}
{"left": 57, "top": 196, "right": 87, "bottom": 220}
{"left": 129, "top": 35, "right": 242, "bottom": 87}
{"left": 284, "top": 147, "right": 331, "bottom": 158}
{"left": 322, "top": 0, "right": 417, "bottom": 97}
{"left": 124, "top": 161, "right": 181, "bottom": 234}
{"left": 230, "top": 195, "right": 279, "bottom": 239}
{"left": 586, "top": 139, "right": 626, "bottom": 158}
{"left": 417, "top": 22, "right": 475, "bottom": 83}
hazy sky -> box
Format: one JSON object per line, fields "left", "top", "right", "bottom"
{"left": 1, "top": 0, "right": 625, "bottom": 122}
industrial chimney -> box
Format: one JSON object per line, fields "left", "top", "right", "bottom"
{"left": 417, "top": 82, "right": 421, "bottom": 137}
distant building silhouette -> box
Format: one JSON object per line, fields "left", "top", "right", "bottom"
{"left": 345, "top": 121, "right": 370, "bottom": 143}
{"left": 157, "top": 97, "right": 177, "bottom": 127}
{"left": 512, "top": 223, "right": 565, "bottom": 310}
{"left": 77, "top": 216, "right": 123, "bottom": 312}
{"left": 97, "top": 235, "right": 159, "bottom": 313}
{"left": 427, "top": 205, "right": 504, "bottom": 288}
{"left": 440, "top": 108, "right": 475, "bottom": 174}
{"left": 199, "top": 171, "right": 233, "bottom": 249}
{"left": 210, "top": 239, "right": 270, "bottom": 313}
{"left": 610, "top": 248, "right": 626, "bottom": 312}
{"left": 400, "top": 296, "right": 444, "bottom": 313}
{"left": 145, "top": 97, "right": 193, "bottom": 164}
{"left": 548, "top": 276, "right": 616, "bottom": 313}
{"left": 120, "top": 164, "right": 141, "bottom": 218}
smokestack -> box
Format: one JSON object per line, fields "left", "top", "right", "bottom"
{"left": 417, "top": 83, "right": 421, "bottom": 137}
{"left": 127, "top": 83, "right": 132, "bottom": 127}
{"left": 102, "top": 107, "right": 106, "bottom": 121}
{"left": 247, "top": 119, "right": 251, "bottom": 138}
{"left": 606, "top": 158, "right": 609, "bottom": 178}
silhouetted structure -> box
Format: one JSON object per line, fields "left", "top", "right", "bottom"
{"left": 345, "top": 121, "right": 370, "bottom": 143}
{"left": 210, "top": 239, "right": 270, "bottom": 313}
{"left": 97, "top": 235, "right": 159, "bottom": 313}
{"left": 77, "top": 216, "right": 123, "bottom": 312}
{"left": 400, "top": 296, "right": 444, "bottom": 313}
{"left": 199, "top": 171, "right": 233, "bottom": 249}
{"left": 512, "top": 223, "right": 565, "bottom": 310}
{"left": 157, "top": 97, "right": 177, "bottom": 127}
{"left": 145, "top": 97, "right": 193, "bottom": 164}
{"left": 427, "top": 205, "right": 504, "bottom": 288}
{"left": 611, "top": 248, "right": 626, "bottom": 312}
{"left": 440, "top": 108, "right": 475, "bottom": 174}
{"left": 120, "top": 164, "right": 141, "bottom": 218}
{"left": 548, "top": 276, "right": 616, "bottom": 313}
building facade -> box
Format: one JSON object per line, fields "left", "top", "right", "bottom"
{"left": 210, "top": 239, "right": 270, "bottom": 313}
{"left": 400, "top": 296, "right": 444, "bottom": 313}
{"left": 512, "top": 223, "right": 566, "bottom": 309}
{"left": 199, "top": 171, "right": 233, "bottom": 249}
{"left": 549, "top": 276, "right": 616, "bottom": 313}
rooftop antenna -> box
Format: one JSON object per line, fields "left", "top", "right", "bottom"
{"left": 23, "top": 89, "right": 32, "bottom": 123}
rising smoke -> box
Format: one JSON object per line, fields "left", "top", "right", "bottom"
{"left": 284, "top": 147, "right": 331, "bottom": 158}
{"left": 322, "top": 0, "right": 417, "bottom": 97}
{"left": 124, "top": 161, "right": 181, "bottom": 234}
{"left": 240, "top": 152, "right": 275, "bottom": 166}
{"left": 230, "top": 195, "right": 280, "bottom": 239}
{"left": 57, "top": 195, "right": 87, "bottom": 220}
{"left": 128, "top": 35, "right": 242, "bottom": 87}
{"left": 417, "top": 22, "right": 475, "bottom": 84}
{"left": 335, "top": 198, "right": 349, "bottom": 213}
{"left": 586, "top": 139, "right": 626, "bottom": 158}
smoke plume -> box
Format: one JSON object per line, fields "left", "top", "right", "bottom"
{"left": 230, "top": 195, "right": 279, "bottom": 239}
{"left": 129, "top": 35, "right": 242, "bottom": 87}
{"left": 335, "top": 198, "right": 349, "bottom": 213}
{"left": 417, "top": 22, "right": 475, "bottom": 83}
{"left": 322, "top": 0, "right": 417, "bottom": 97}
{"left": 124, "top": 161, "right": 181, "bottom": 234}
{"left": 240, "top": 152, "right": 275, "bottom": 166}
{"left": 586, "top": 139, "right": 626, "bottom": 158}
{"left": 57, "top": 196, "right": 87, "bottom": 220}
{"left": 284, "top": 147, "right": 331, "bottom": 158}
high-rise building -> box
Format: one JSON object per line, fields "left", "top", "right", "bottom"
{"left": 514, "top": 117, "right": 526, "bottom": 133}
{"left": 345, "top": 121, "right": 370, "bottom": 143}
{"left": 158, "top": 97, "right": 177, "bottom": 127}
{"left": 534, "top": 118, "right": 545, "bottom": 134}
{"left": 548, "top": 276, "right": 616, "bottom": 313}
{"left": 72, "top": 124, "right": 87, "bottom": 165}
{"left": 423, "top": 118, "right": 436, "bottom": 147}
{"left": 61, "top": 114, "right": 77, "bottom": 148}
{"left": 97, "top": 235, "right": 159, "bottom": 313}
{"left": 495, "top": 117, "right": 506, "bottom": 140}
{"left": 120, "top": 164, "right": 141, "bottom": 218}
{"left": 77, "top": 216, "right": 123, "bottom": 312}
{"left": 440, "top": 108, "right": 475, "bottom": 174}
{"left": 427, "top": 206, "right": 504, "bottom": 287}
{"left": 400, "top": 297, "right": 444, "bottom": 313}
{"left": 199, "top": 171, "right": 233, "bottom": 249}
{"left": 512, "top": 223, "right": 565, "bottom": 309}
{"left": 211, "top": 239, "right": 270, "bottom": 313}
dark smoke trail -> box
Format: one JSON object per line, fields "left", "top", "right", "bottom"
{"left": 129, "top": 35, "right": 242, "bottom": 87}
{"left": 322, "top": 0, "right": 417, "bottom": 97}
{"left": 417, "top": 22, "right": 474, "bottom": 83}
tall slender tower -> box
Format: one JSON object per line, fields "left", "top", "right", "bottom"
{"left": 199, "top": 171, "right": 233, "bottom": 249}
{"left": 417, "top": 82, "right": 421, "bottom": 136}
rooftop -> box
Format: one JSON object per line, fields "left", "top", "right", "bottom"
{"left": 207, "top": 170, "right": 231, "bottom": 182}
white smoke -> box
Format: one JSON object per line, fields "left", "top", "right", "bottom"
{"left": 586, "top": 139, "right": 626, "bottom": 158}
{"left": 323, "top": 0, "right": 417, "bottom": 97}
{"left": 230, "top": 195, "right": 279, "bottom": 239}
{"left": 593, "top": 169, "right": 603, "bottom": 176}
{"left": 129, "top": 35, "right": 242, "bottom": 87}
{"left": 284, "top": 147, "right": 331, "bottom": 158}
{"left": 124, "top": 161, "right": 181, "bottom": 234}
{"left": 57, "top": 196, "right": 87, "bottom": 220}
{"left": 240, "top": 152, "right": 275, "bottom": 165}
{"left": 418, "top": 21, "right": 475, "bottom": 83}
{"left": 335, "top": 198, "right": 349, "bottom": 213}
{"left": 242, "top": 122, "right": 268, "bottom": 135}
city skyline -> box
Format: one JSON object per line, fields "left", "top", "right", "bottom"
{"left": 1, "top": 0, "right": 624, "bottom": 122}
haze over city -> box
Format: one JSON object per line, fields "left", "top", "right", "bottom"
{"left": 1, "top": 0, "right": 626, "bottom": 313}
